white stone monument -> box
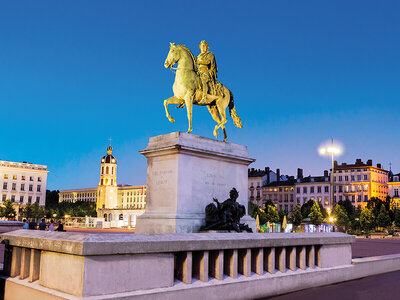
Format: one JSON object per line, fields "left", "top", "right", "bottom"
{"left": 135, "top": 132, "right": 256, "bottom": 234}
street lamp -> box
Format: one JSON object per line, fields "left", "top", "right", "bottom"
{"left": 318, "top": 139, "right": 343, "bottom": 210}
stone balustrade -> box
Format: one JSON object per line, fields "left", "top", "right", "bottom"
{"left": 0, "top": 230, "right": 355, "bottom": 299}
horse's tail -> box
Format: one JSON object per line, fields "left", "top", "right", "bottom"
{"left": 229, "top": 91, "right": 243, "bottom": 128}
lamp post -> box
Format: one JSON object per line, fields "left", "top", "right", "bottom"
{"left": 319, "top": 139, "right": 342, "bottom": 210}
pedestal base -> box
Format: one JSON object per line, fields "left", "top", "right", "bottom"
{"left": 136, "top": 132, "right": 255, "bottom": 234}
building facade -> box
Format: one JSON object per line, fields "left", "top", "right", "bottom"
{"left": 248, "top": 167, "right": 287, "bottom": 205}
{"left": 263, "top": 179, "right": 296, "bottom": 212}
{"left": 59, "top": 145, "right": 146, "bottom": 227}
{"left": 0, "top": 160, "right": 48, "bottom": 217}
{"left": 332, "top": 159, "right": 388, "bottom": 208}
{"left": 389, "top": 173, "right": 400, "bottom": 208}
{"left": 295, "top": 174, "right": 330, "bottom": 208}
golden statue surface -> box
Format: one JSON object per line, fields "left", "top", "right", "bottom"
{"left": 164, "top": 41, "right": 242, "bottom": 142}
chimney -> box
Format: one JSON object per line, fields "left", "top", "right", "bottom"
{"left": 334, "top": 160, "right": 338, "bottom": 167}
{"left": 377, "top": 163, "right": 382, "bottom": 169}
{"left": 251, "top": 168, "right": 255, "bottom": 172}
{"left": 367, "top": 160, "right": 372, "bottom": 166}
{"left": 265, "top": 167, "right": 270, "bottom": 184}
{"left": 324, "top": 170, "right": 329, "bottom": 177}
{"left": 276, "top": 169, "right": 280, "bottom": 183}
{"left": 297, "top": 168, "right": 303, "bottom": 179}
{"left": 356, "top": 159, "right": 362, "bottom": 166}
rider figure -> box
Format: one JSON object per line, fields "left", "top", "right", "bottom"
{"left": 196, "top": 40, "right": 218, "bottom": 105}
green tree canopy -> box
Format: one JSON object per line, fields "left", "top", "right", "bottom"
{"left": 309, "top": 202, "right": 323, "bottom": 226}
{"left": 333, "top": 204, "right": 350, "bottom": 228}
{"left": 301, "top": 200, "right": 316, "bottom": 219}
{"left": 0, "top": 200, "right": 16, "bottom": 220}
{"left": 360, "top": 207, "right": 375, "bottom": 232}
{"left": 290, "top": 204, "right": 303, "bottom": 227}
{"left": 338, "top": 199, "right": 354, "bottom": 218}
{"left": 394, "top": 210, "right": 400, "bottom": 228}
{"left": 376, "top": 205, "right": 391, "bottom": 228}
{"left": 265, "top": 205, "right": 279, "bottom": 223}
{"left": 278, "top": 210, "right": 288, "bottom": 224}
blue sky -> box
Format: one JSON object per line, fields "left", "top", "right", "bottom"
{"left": 1, "top": 1, "right": 399, "bottom": 190}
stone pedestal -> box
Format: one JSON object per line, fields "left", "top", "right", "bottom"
{"left": 135, "top": 132, "right": 256, "bottom": 234}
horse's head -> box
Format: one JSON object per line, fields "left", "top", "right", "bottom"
{"left": 164, "top": 42, "right": 180, "bottom": 69}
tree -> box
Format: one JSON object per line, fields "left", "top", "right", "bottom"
{"left": 333, "top": 204, "right": 350, "bottom": 229}
{"left": 265, "top": 205, "right": 279, "bottom": 223}
{"left": 301, "top": 200, "right": 316, "bottom": 219}
{"left": 290, "top": 204, "right": 303, "bottom": 227}
{"left": 0, "top": 200, "right": 16, "bottom": 220}
{"left": 376, "top": 205, "right": 391, "bottom": 228}
{"left": 338, "top": 199, "right": 354, "bottom": 219}
{"left": 367, "top": 197, "right": 384, "bottom": 219}
{"left": 21, "top": 203, "right": 34, "bottom": 219}
{"left": 394, "top": 210, "right": 400, "bottom": 228}
{"left": 278, "top": 210, "right": 288, "bottom": 224}
{"left": 309, "top": 202, "right": 323, "bottom": 226}
{"left": 31, "top": 203, "right": 45, "bottom": 219}
{"left": 360, "top": 208, "right": 375, "bottom": 232}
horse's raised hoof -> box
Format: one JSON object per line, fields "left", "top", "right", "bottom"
{"left": 223, "top": 137, "right": 228, "bottom": 142}
{"left": 213, "top": 129, "right": 218, "bottom": 137}
{"left": 168, "top": 117, "right": 175, "bottom": 123}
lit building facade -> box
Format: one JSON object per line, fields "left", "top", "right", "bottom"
{"left": 332, "top": 159, "right": 388, "bottom": 208}
{"left": 389, "top": 173, "right": 400, "bottom": 208}
{"left": 59, "top": 145, "right": 146, "bottom": 227}
{"left": 295, "top": 174, "right": 330, "bottom": 208}
{"left": 263, "top": 179, "right": 296, "bottom": 212}
{"left": 0, "top": 160, "right": 48, "bottom": 218}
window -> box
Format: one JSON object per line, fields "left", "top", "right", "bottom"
{"left": 11, "top": 195, "right": 15, "bottom": 202}
{"left": 339, "top": 186, "right": 343, "bottom": 192}
{"left": 111, "top": 179, "right": 114, "bottom": 185}
{"left": 297, "top": 187, "right": 300, "bottom": 193}
{"left": 345, "top": 176, "right": 348, "bottom": 181}
{"left": 12, "top": 183, "right": 16, "bottom": 191}
{"left": 37, "top": 185, "right": 41, "bottom": 192}
{"left": 3, "top": 182, "right": 7, "bottom": 190}
{"left": 339, "top": 176, "right": 343, "bottom": 182}
{"left": 29, "top": 184, "right": 33, "bottom": 192}
{"left": 20, "top": 196, "right": 24, "bottom": 203}
{"left": 310, "top": 187, "right": 314, "bottom": 193}
{"left": 395, "top": 189, "right": 399, "bottom": 197}
{"left": 101, "top": 179, "right": 103, "bottom": 185}
{"left": 358, "top": 195, "right": 361, "bottom": 202}
{"left": 2, "top": 195, "right": 6, "bottom": 202}
{"left": 4, "top": 174, "right": 8, "bottom": 179}
{"left": 30, "top": 176, "right": 34, "bottom": 181}
{"left": 303, "top": 187, "right": 307, "bottom": 193}
{"left": 36, "top": 197, "right": 40, "bottom": 203}
{"left": 351, "top": 176, "right": 355, "bottom": 181}
{"left": 339, "top": 196, "right": 343, "bottom": 201}
{"left": 364, "top": 195, "right": 368, "bottom": 202}
{"left": 325, "top": 186, "right": 329, "bottom": 193}
{"left": 38, "top": 177, "right": 41, "bottom": 182}
{"left": 13, "top": 175, "right": 17, "bottom": 180}
{"left": 106, "top": 166, "right": 109, "bottom": 174}
{"left": 317, "top": 186, "right": 321, "bottom": 193}
{"left": 357, "top": 175, "right": 361, "bottom": 180}
{"left": 351, "top": 195, "right": 355, "bottom": 202}
{"left": 290, "top": 194, "right": 294, "bottom": 201}
{"left": 284, "top": 194, "right": 288, "bottom": 201}
{"left": 21, "top": 176, "right": 25, "bottom": 181}
{"left": 364, "top": 175, "right": 368, "bottom": 180}
{"left": 21, "top": 183, "right": 25, "bottom": 191}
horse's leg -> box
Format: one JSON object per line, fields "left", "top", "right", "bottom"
{"left": 185, "top": 93, "right": 193, "bottom": 133}
{"left": 164, "top": 96, "right": 181, "bottom": 123}
{"left": 207, "top": 105, "right": 222, "bottom": 138}
{"left": 215, "top": 97, "right": 229, "bottom": 141}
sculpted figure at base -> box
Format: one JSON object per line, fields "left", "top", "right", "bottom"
{"left": 164, "top": 41, "right": 242, "bottom": 142}
{"left": 200, "top": 188, "right": 253, "bottom": 233}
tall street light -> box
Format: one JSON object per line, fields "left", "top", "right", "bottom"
{"left": 318, "top": 139, "right": 342, "bottom": 209}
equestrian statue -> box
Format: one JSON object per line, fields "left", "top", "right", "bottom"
{"left": 164, "top": 41, "right": 242, "bottom": 142}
